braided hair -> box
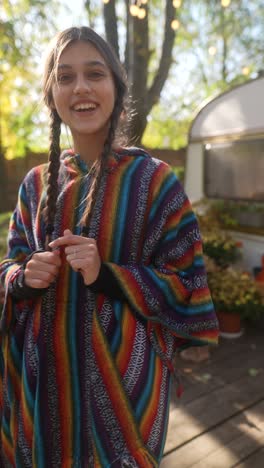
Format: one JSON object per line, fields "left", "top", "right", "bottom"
{"left": 44, "top": 109, "right": 61, "bottom": 249}
{"left": 80, "top": 96, "right": 123, "bottom": 231}
{"left": 42, "top": 27, "right": 128, "bottom": 245}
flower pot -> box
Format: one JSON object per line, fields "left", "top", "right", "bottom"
{"left": 216, "top": 311, "right": 243, "bottom": 338}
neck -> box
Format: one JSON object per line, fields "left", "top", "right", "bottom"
{"left": 72, "top": 132, "right": 108, "bottom": 165}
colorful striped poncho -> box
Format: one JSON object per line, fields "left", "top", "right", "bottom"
{"left": 0, "top": 148, "right": 218, "bottom": 467}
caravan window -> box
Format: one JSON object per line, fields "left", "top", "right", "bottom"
{"left": 204, "top": 138, "right": 264, "bottom": 201}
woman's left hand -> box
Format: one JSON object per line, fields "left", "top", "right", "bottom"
{"left": 49, "top": 229, "right": 101, "bottom": 285}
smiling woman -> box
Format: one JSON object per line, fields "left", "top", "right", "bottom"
{"left": 0, "top": 26, "right": 218, "bottom": 468}
{"left": 51, "top": 41, "right": 116, "bottom": 161}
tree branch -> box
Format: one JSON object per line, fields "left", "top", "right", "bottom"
{"left": 124, "top": 0, "right": 130, "bottom": 72}
{"left": 126, "top": 4, "right": 150, "bottom": 142}
{"left": 130, "top": 6, "right": 149, "bottom": 103}
{"left": 146, "top": 0, "right": 176, "bottom": 114}
{"left": 103, "top": 0, "right": 119, "bottom": 59}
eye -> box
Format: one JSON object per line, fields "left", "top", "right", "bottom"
{"left": 57, "top": 74, "right": 73, "bottom": 83}
{"left": 87, "top": 70, "right": 106, "bottom": 80}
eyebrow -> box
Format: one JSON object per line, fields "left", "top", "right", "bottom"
{"left": 57, "top": 60, "right": 107, "bottom": 70}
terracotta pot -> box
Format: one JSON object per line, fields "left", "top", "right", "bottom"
{"left": 216, "top": 310, "right": 243, "bottom": 338}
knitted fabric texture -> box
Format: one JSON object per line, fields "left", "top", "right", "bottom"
{"left": 0, "top": 148, "right": 218, "bottom": 467}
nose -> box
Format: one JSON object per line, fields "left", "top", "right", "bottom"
{"left": 73, "top": 75, "right": 92, "bottom": 94}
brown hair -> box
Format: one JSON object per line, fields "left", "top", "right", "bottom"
{"left": 42, "top": 26, "right": 128, "bottom": 247}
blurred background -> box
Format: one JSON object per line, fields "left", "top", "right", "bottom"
{"left": 1, "top": 3, "right": 264, "bottom": 465}
{"left": 1, "top": 0, "right": 264, "bottom": 264}
{"left": 1, "top": 1, "right": 263, "bottom": 157}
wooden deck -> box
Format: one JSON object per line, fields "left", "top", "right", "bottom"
{"left": 161, "top": 327, "right": 264, "bottom": 467}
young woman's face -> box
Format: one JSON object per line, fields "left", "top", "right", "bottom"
{"left": 51, "top": 40, "right": 116, "bottom": 143}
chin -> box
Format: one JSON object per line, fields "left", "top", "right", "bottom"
{"left": 74, "top": 123, "right": 109, "bottom": 138}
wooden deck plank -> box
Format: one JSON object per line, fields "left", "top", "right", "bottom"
{"left": 161, "top": 329, "right": 264, "bottom": 466}
{"left": 161, "top": 401, "right": 264, "bottom": 468}
{"left": 235, "top": 446, "right": 264, "bottom": 467}
{"left": 164, "top": 370, "right": 264, "bottom": 452}
{"left": 171, "top": 334, "right": 264, "bottom": 407}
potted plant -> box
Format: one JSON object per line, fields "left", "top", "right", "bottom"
{"left": 196, "top": 206, "right": 242, "bottom": 267}
{"left": 205, "top": 259, "right": 264, "bottom": 338}
{"left": 206, "top": 200, "right": 264, "bottom": 232}
{"left": 223, "top": 201, "right": 264, "bottom": 229}
{"left": 202, "top": 231, "right": 241, "bottom": 267}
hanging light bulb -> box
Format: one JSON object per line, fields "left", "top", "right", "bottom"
{"left": 208, "top": 46, "right": 217, "bottom": 56}
{"left": 130, "top": 4, "right": 139, "bottom": 16}
{"left": 221, "top": 0, "right": 231, "bottom": 7}
{"left": 103, "top": 0, "right": 110, "bottom": 4}
{"left": 173, "top": 0, "right": 182, "bottom": 8}
{"left": 171, "top": 19, "right": 180, "bottom": 30}
{"left": 137, "top": 8, "right": 146, "bottom": 19}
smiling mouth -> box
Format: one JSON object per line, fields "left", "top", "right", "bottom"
{"left": 72, "top": 103, "right": 97, "bottom": 112}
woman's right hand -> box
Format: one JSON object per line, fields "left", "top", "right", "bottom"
{"left": 24, "top": 250, "right": 62, "bottom": 289}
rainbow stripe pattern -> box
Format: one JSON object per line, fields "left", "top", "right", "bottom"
{"left": 0, "top": 148, "right": 218, "bottom": 466}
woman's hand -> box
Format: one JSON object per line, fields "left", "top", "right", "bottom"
{"left": 24, "top": 250, "right": 62, "bottom": 289}
{"left": 49, "top": 229, "right": 101, "bottom": 286}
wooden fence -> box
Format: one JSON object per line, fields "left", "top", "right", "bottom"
{"left": 2, "top": 148, "right": 185, "bottom": 212}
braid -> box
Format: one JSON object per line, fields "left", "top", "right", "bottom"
{"left": 80, "top": 101, "right": 121, "bottom": 233}
{"left": 44, "top": 109, "right": 61, "bottom": 249}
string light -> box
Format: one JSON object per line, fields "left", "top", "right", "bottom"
{"left": 171, "top": 19, "right": 180, "bottom": 30}
{"left": 173, "top": 0, "right": 182, "bottom": 7}
{"left": 208, "top": 46, "right": 217, "bottom": 56}
{"left": 128, "top": 1, "right": 146, "bottom": 19}
{"left": 130, "top": 4, "right": 139, "bottom": 16}
{"left": 221, "top": 0, "right": 231, "bottom": 7}
{"left": 103, "top": 0, "right": 110, "bottom": 3}
{"left": 137, "top": 8, "right": 146, "bottom": 19}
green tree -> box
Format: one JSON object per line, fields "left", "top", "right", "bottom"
{"left": 85, "top": 0, "right": 180, "bottom": 144}
{"left": 0, "top": 0, "right": 64, "bottom": 211}
{"left": 180, "top": 0, "right": 264, "bottom": 93}
{"left": 2, "top": 0, "right": 264, "bottom": 163}
{"left": 144, "top": 0, "right": 264, "bottom": 149}
{"left": 0, "top": 0, "right": 62, "bottom": 160}
{"left": 84, "top": 0, "right": 263, "bottom": 147}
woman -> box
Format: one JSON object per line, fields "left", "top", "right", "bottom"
{"left": 0, "top": 27, "right": 218, "bottom": 467}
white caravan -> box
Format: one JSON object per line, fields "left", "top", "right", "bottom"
{"left": 184, "top": 76, "right": 264, "bottom": 272}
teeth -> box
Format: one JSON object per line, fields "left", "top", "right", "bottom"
{"left": 73, "top": 103, "right": 96, "bottom": 111}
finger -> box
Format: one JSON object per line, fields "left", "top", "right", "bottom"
{"left": 53, "top": 249, "right": 61, "bottom": 256}
{"left": 66, "top": 252, "right": 92, "bottom": 265}
{"left": 48, "top": 252, "right": 62, "bottom": 267}
{"left": 27, "top": 259, "right": 61, "bottom": 274}
{"left": 64, "top": 242, "right": 97, "bottom": 256}
{"left": 24, "top": 275, "right": 56, "bottom": 288}
{"left": 25, "top": 268, "right": 58, "bottom": 283}
{"left": 49, "top": 234, "right": 91, "bottom": 249}
{"left": 69, "top": 258, "right": 101, "bottom": 285}
{"left": 24, "top": 278, "right": 51, "bottom": 289}
{"left": 63, "top": 229, "right": 72, "bottom": 236}
{"left": 68, "top": 253, "right": 100, "bottom": 268}
{"left": 69, "top": 258, "right": 91, "bottom": 272}
{"left": 32, "top": 251, "right": 62, "bottom": 266}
